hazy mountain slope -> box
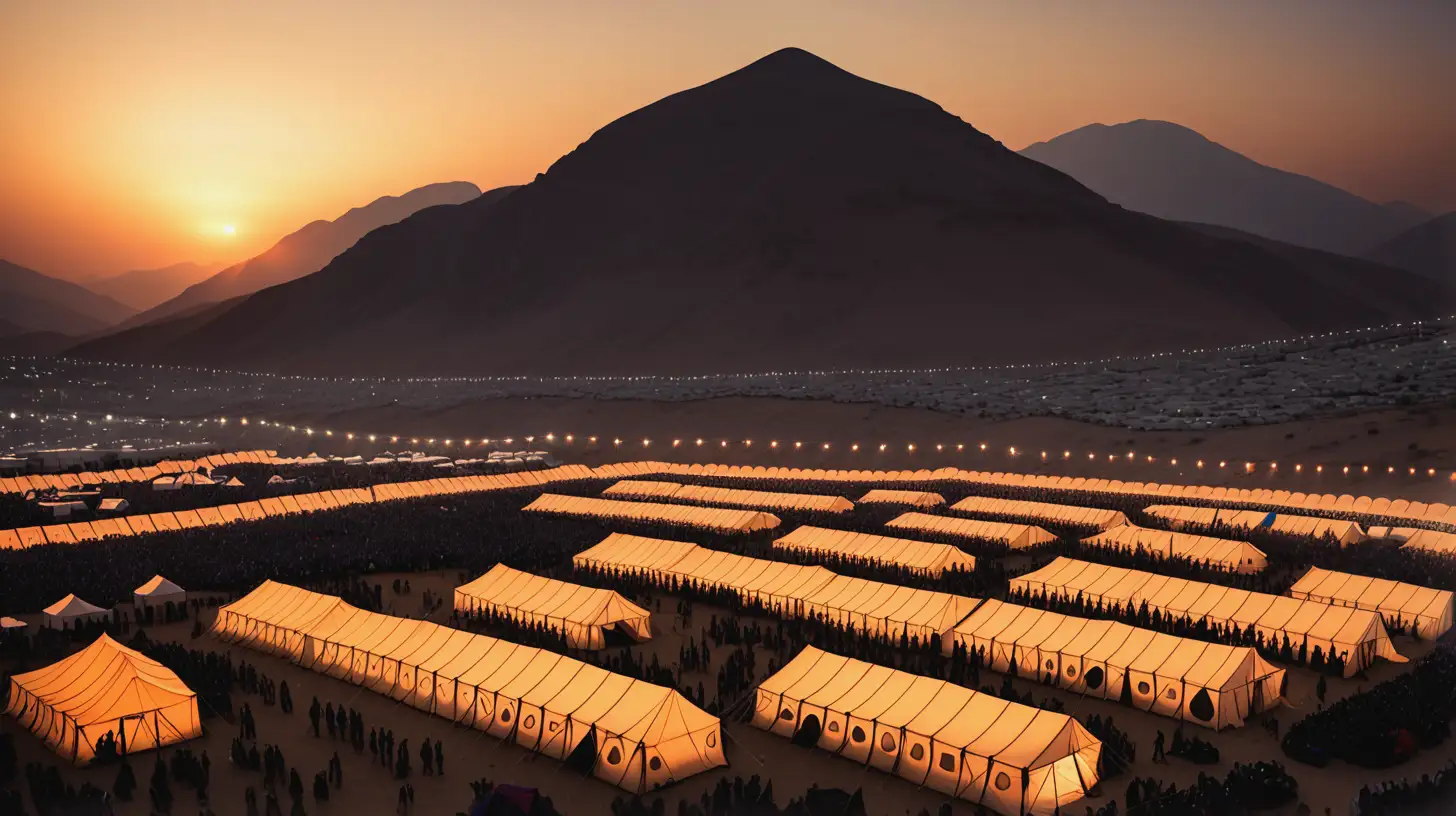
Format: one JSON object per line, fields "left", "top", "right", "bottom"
{"left": 82, "top": 261, "right": 227, "bottom": 311}
{"left": 1364, "top": 212, "right": 1456, "bottom": 284}
{"left": 0, "top": 259, "right": 136, "bottom": 335}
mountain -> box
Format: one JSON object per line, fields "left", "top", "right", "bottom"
{"left": 1364, "top": 212, "right": 1456, "bottom": 284}
{"left": 0, "top": 259, "right": 136, "bottom": 336}
{"left": 1020, "top": 120, "right": 1416, "bottom": 256}
{"left": 82, "top": 261, "right": 227, "bottom": 311}
{"left": 112, "top": 181, "right": 494, "bottom": 329}
{"left": 1382, "top": 201, "right": 1431, "bottom": 231}
{"left": 68, "top": 48, "right": 1444, "bottom": 376}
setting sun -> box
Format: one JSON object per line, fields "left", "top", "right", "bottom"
{"left": 222, "top": 224, "right": 236, "bottom": 235}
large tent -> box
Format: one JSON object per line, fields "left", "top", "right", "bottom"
{"left": 573, "top": 535, "right": 976, "bottom": 643}
{"left": 1082, "top": 525, "right": 1268, "bottom": 573}
{"left": 523, "top": 494, "right": 779, "bottom": 533}
{"left": 42, "top": 595, "right": 109, "bottom": 629}
{"left": 1145, "top": 505, "right": 1366, "bottom": 546}
{"left": 1369, "top": 526, "right": 1456, "bottom": 555}
{"left": 1288, "top": 567, "right": 1454, "bottom": 640}
{"left": 952, "top": 600, "right": 1283, "bottom": 729}
{"left": 214, "top": 581, "right": 724, "bottom": 792}
{"left": 454, "top": 564, "right": 652, "bottom": 649}
{"left": 5, "top": 634, "right": 202, "bottom": 764}
{"left": 602, "top": 480, "right": 684, "bottom": 500}
{"left": 608, "top": 481, "right": 855, "bottom": 513}
{"left": 134, "top": 575, "right": 186, "bottom": 609}
{"left": 885, "top": 513, "right": 1057, "bottom": 550}
{"left": 774, "top": 526, "right": 976, "bottom": 576}
{"left": 857, "top": 490, "right": 946, "bottom": 508}
{"left": 752, "top": 646, "right": 1100, "bottom": 816}
{"left": 1011, "top": 557, "right": 1404, "bottom": 677}
{"left": 950, "top": 496, "right": 1126, "bottom": 532}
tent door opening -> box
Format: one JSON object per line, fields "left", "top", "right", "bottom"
{"left": 564, "top": 727, "right": 598, "bottom": 774}
{"left": 793, "top": 714, "right": 822, "bottom": 747}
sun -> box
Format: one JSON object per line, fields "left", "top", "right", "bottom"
{"left": 222, "top": 224, "right": 236, "bottom": 235}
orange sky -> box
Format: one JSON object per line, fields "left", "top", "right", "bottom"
{"left": 1, "top": 1, "right": 1451, "bottom": 278}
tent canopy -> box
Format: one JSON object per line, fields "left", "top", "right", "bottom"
{"left": 4, "top": 634, "right": 201, "bottom": 763}
{"left": 1289, "top": 567, "right": 1454, "bottom": 640}
{"left": 752, "top": 646, "right": 1100, "bottom": 816}
{"left": 43, "top": 594, "right": 108, "bottom": 627}
{"left": 524, "top": 493, "right": 779, "bottom": 533}
{"left": 774, "top": 526, "right": 975, "bottom": 576}
{"left": 134, "top": 575, "right": 186, "bottom": 602}
{"left": 214, "top": 581, "right": 724, "bottom": 792}
{"left": 857, "top": 489, "right": 946, "bottom": 508}
{"left": 1145, "top": 505, "right": 1366, "bottom": 546}
{"left": 1082, "top": 524, "right": 1268, "bottom": 573}
{"left": 454, "top": 564, "right": 652, "bottom": 649}
{"left": 1011, "top": 557, "right": 1404, "bottom": 677}
{"left": 886, "top": 512, "right": 1057, "bottom": 550}
{"left": 951, "top": 496, "right": 1126, "bottom": 532}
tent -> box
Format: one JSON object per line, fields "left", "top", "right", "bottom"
{"left": 1, "top": 616, "right": 26, "bottom": 631}
{"left": 1288, "top": 567, "right": 1454, "bottom": 640}
{"left": 37, "top": 501, "right": 86, "bottom": 518}
{"left": 223, "top": 477, "right": 245, "bottom": 488}
{"left": 602, "top": 480, "right": 685, "bottom": 500}
{"left": 42, "top": 594, "right": 110, "bottom": 629}
{"left": 670, "top": 484, "right": 854, "bottom": 513}
{"left": 752, "top": 646, "right": 1100, "bottom": 816}
{"left": 1371, "top": 527, "right": 1456, "bottom": 554}
{"left": 174, "top": 472, "right": 214, "bottom": 487}
{"left": 151, "top": 476, "right": 178, "bottom": 491}
{"left": 1011, "top": 557, "right": 1404, "bottom": 677}
{"left": 774, "top": 526, "right": 975, "bottom": 576}
{"left": 215, "top": 581, "right": 725, "bottom": 792}
{"left": 1082, "top": 524, "right": 1268, "bottom": 573}
{"left": 1145, "top": 505, "right": 1366, "bottom": 546}
{"left": 886, "top": 513, "right": 1057, "bottom": 550}
{"left": 523, "top": 494, "right": 780, "bottom": 533}
{"left": 98, "top": 498, "right": 129, "bottom": 512}
{"left": 4, "top": 634, "right": 202, "bottom": 764}
{"left": 950, "top": 496, "right": 1126, "bottom": 532}
{"left": 134, "top": 575, "right": 187, "bottom": 609}
{"left": 857, "top": 490, "right": 946, "bottom": 508}
{"left": 454, "top": 565, "right": 652, "bottom": 649}
{"left": 952, "top": 600, "right": 1283, "bottom": 729}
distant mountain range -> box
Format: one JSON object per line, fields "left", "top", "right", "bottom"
{"left": 1364, "top": 212, "right": 1456, "bottom": 285}
{"left": 0, "top": 259, "right": 136, "bottom": 337}
{"left": 67, "top": 48, "right": 1444, "bottom": 377}
{"left": 80, "top": 261, "right": 228, "bottom": 312}
{"left": 108, "top": 181, "right": 494, "bottom": 331}
{"left": 1020, "top": 120, "right": 1428, "bottom": 256}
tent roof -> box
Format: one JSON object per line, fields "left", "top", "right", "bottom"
{"left": 455, "top": 565, "right": 649, "bottom": 629}
{"left": 856, "top": 489, "right": 946, "bottom": 507}
{"left": 524, "top": 493, "right": 779, "bottom": 532}
{"left": 1083, "top": 524, "right": 1267, "bottom": 572}
{"left": 43, "top": 594, "right": 108, "bottom": 618}
{"left": 1289, "top": 566, "right": 1454, "bottom": 638}
{"left": 1, "top": 616, "right": 26, "bottom": 629}
{"left": 774, "top": 526, "right": 975, "bottom": 575}
{"left": 7, "top": 634, "right": 196, "bottom": 726}
{"left": 135, "top": 575, "right": 185, "bottom": 597}
{"left": 886, "top": 512, "right": 1057, "bottom": 549}
{"left": 951, "top": 496, "right": 1126, "bottom": 531}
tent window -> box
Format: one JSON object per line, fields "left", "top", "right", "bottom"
{"left": 779, "top": 708, "right": 794, "bottom": 721}
{"left": 995, "top": 772, "right": 1011, "bottom": 791}
{"left": 827, "top": 721, "right": 840, "bottom": 733}
{"left": 1065, "top": 665, "right": 1078, "bottom": 678}
{"left": 939, "top": 753, "right": 956, "bottom": 772}
{"left": 1189, "top": 689, "right": 1216, "bottom": 722}
{"left": 851, "top": 726, "right": 866, "bottom": 743}
{"left": 909, "top": 744, "right": 925, "bottom": 761}
{"left": 1084, "top": 666, "right": 1104, "bottom": 689}
{"left": 548, "top": 721, "right": 558, "bottom": 732}
{"left": 524, "top": 714, "right": 536, "bottom": 729}
{"left": 880, "top": 732, "right": 897, "bottom": 752}
{"left": 499, "top": 708, "right": 512, "bottom": 723}
{"left": 706, "top": 731, "right": 716, "bottom": 748}
{"left": 606, "top": 746, "right": 622, "bottom": 765}
{"left": 1045, "top": 659, "right": 1054, "bottom": 671}
{"left": 1137, "top": 681, "right": 1151, "bottom": 695}
{"left": 1164, "top": 687, "right": 1178, "bottom": 700}
{"left": 649, "top": 756, "right": 662, "bottom": 771}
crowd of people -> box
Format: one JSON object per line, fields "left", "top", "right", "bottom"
{"left": 1112, "top": 761, "right": 1298, "bottom": 815}
{"left": 1356, "top": 761, "right": 1456, "bottom": 815}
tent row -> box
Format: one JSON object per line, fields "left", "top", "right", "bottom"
{"left": 213, "top": 581, "right": 725, "bottom": 792}
{"left": 524, "top": 494, "right": 780, "bottom": 533}
{"left": 1010, "top": 557, "right": 1404, "bottom": 677}
{"left": 857, "top": 490, "right": 946, "bottom": 508}
{"left": 602, "top": 480, "right": 853, "bottom": 513}
{"left": 582, "top": 462, "right": 1456, "bottom": 530}
{"left": 5, "top": 634, "right": 202, "bottom": 764}
{"left": 1145, "top": 505, "right": 1366, "bottom": 546}
{"left": 1288, "top": 567, "right": 1453, "bottom": 640}
{"left": 773, "top": 526, "right": 976, "bottom": 576}
{"left": 885, "top": 513, "right": 1057, "bottom": 550}
{"left": 573, "top": 534, "right": 977, "bottom": 642}
{"left": 752, "top": 646, "right": 1100, "bottom": 816}
{"left": 0, "top": 465, "right": 604, "bottom": 551}
{"left": 0, "top": 450, "right": 277, "bottom": 495}
{"left": 952, "top": 600, "right": 1284, "bottom": 730}
{"left": 950, "top": 497, "right": 1127, "bottom": 532}
{"left": 1368, "top": 526, "right": 1456, "bottom": 554}
{"left": 1081, "top": 525, "right": 1268, "bottom": 574}
{"left": 454, "top": 564, "right": 652, "bottom": 649}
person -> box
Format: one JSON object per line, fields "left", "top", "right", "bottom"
{"left": 1152, "top": 730, "right": 1166, "bottom": 763}
{"left": 421, "top": 739, "right": 433, "bottom": 776}
{"left": 1317, "top": 674, "right": 1327, "bottom": 705}
{"left": 280, "top": 680, "right": 293, "bottom": 713}
{"left": 397, "top": 784, "right": 409, "bottom": 815}
{"left": 312, "top": 771, "right": 329, "bottom": 803}
{"left": 309, "top": 698, "right": 322, "bottom": 738}
{"left": 433, "top": 740, "right": 443, "bottom": 776}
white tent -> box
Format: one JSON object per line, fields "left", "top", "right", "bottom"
{"left": 4, "top": 634, "right": 202, "bottom": 764}
{"left": 1, "top": 616, "right": 27, "bottom": 631}
{"left": 1145, "top": 505, "right": 1366, "bottom": 546}
{"left": 38, "top": 501, "right": 86, "bottom": 518}
{"left": 134, "top": 575, "right": 186, "bottom": 609}
{"left": 857, "top": 489, "right": 946, "bottom": 508}
{"left": 98, "top": 498, "right": 130, "bottom": 512}
{"left": 223, "top": 477, "right": 245, "bottom": 488}
{"left": 886, "top": 512, "right": 1057, "bottom": 550}
{"left": 151, "top": 476, "right": 178, "bottom": 491}
{"left": 753, "top": 646, "right": 1101, "bottom": 816}
{"left": 774, "top": 526, "right": 976, "bottom": 576}
{"left": 951, "top": 496, "right": 1126, "bottom": 532}
{"left": 1288, "top": 567, "right": 1454, "bottom": 640}
{"left": 42, "top": 594, "right": 110, "bottom": 629}
{"left": 173, "top": 472, "right": 214, "bottom": 487}
{"left": 454, "top": 564, "right": 652, "bottom": 649}
{"left": 524, "top": 493, "right": 780, "bottom": 533}
{"left": 1082, "top": 524, "right": 1268, "bottom": 573}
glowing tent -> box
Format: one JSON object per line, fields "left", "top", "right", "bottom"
{"left": 602, "top": 480, "right": 684, "bottom": 500}
{"left": 523, "top": 494, "right": 779, "bottom": 533}
{"left": 5, "top": 634, "right": 202, "bottom": 764}
{"left": 1010, "top": 557, "right": 1404, "bottom": 677}
{"left": 950, "top": 496, "right": 1126, "bottom": 532}
{"left": 670, "top": 483, "right": 854, "bottom": 513}
{"left": 133, "top": 575, "right": 186, "bottom": 609}
{"left": 857, "top": 490, "right": 946, "bottom": 508}
{"left": 454, "top": 565, "right": 652, "bottom": 649}
{"left": 752, "top": 646, "right": 1100, "bottom": 816}
{"left": 952, "top": 600, "right": 1283, "bottom": 729}
{"left": 1145, "top": 505, "right": 1366, "bottom": 546}
{"left": 774, "top": 526, "right": 976, "bottom": 576}
{"left": 886, "top": 512, "right": 1057, "bottom": 550}
{"left": 1081, "top": 525, "right": 1268, "bottom": 573}
{"left": 1370, "top": 526, "right": 1456, "bottom": 554}
{"left": 1288, "top": 567, "right": 1454, "bottom": 640}
{"left": 42, "top": 594, "right": 109, "bottom": 629}
{"left": 214, "top": 581, "right": 724, "bottom": 792}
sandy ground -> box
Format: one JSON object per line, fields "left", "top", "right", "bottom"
{"left": 229, "top": 396, "right": 1456, "bottom": 501}
{"left": 4, "top": 569, "right": 1451, "bottom": 816}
